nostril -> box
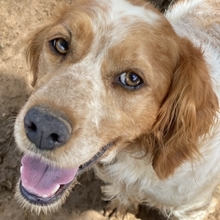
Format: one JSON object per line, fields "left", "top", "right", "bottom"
{"left": 26, "top": 122, "right": 37, "bottom": 132}
{"left": 49, "top": 133, "right": 60, "bottom": 144}
{"left": 24, "top": 112, "right": 37, "bottom": 133}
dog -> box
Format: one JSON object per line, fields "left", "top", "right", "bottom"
{"left": 14, "top": 0, "right": 220, "bottom": 219}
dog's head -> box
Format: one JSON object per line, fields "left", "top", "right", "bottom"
{"left": 14, "top": 0, "right": 218, "bottom": 213}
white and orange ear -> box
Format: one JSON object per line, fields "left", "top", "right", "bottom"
{"left": 151, "top": 38, "right": 218, "bottom": 180}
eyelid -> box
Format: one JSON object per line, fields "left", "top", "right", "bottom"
{"left": 47, "top": 25, "right": 71, "bottom": 41}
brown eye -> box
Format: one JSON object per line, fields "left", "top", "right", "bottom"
{"left": 119, "top": 71, "right": 143, "bottom": 89}
{"left": 51, "top": 38, "right": 69, "bottom": 54}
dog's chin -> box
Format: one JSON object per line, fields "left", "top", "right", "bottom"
{"left": 15, "top": 141, "right": 116, "bottom": 214}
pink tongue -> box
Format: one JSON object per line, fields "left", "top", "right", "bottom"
{"left": 21, "top": 155, "right": 78, "bottom": 197}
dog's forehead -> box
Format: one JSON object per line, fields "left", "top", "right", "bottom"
{"left": 71, "top": 0, "right": 160, "bottom": 22}
{"left": 64, "top": 0, "right": 161, "bottom": 41}
{"left": 88, "top": 0, "right": 160, "bottom": 28}
{"left": 63, "top": 0, "right": 162, "bottom": 62}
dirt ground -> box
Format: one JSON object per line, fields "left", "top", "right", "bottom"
{"left": 0, "top": 0, "right": 220, "bottom": 219}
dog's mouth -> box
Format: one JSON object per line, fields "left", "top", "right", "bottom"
{"left": 19, "top": 141, "right": 115, "bottom": 206}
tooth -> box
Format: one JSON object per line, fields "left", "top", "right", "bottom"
{"left": 20, "top": 166, "right": 23, "bottom": 174}
{"left": 42, "top": 194, "right": 49, "bottom": 198}
{"left": 51, "top": 184, "right": 60, "bottom": 195}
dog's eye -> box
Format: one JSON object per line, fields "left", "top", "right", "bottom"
{"left": 51, "top": 38, "right": 69, "bottom": 55}
{"left": 119, "top": 71, "right": 143, "bottom": 89}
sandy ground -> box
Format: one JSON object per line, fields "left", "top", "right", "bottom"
{"left": 0, "top": 0, "right": 220, "bottom": 219}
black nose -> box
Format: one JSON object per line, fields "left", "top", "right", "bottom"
{"left": 24, "top": 106, "right": 72, "bottom": 150}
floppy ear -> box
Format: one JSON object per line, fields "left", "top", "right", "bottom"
{"left": 152, "top": 38, "right": 218, "bottom": 179}
{"left": 26, "top": 26, "right": 50, "bottom": 87}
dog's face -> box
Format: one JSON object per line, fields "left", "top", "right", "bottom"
{"left": 14, "top": 0, "right": 218, "bottom": 214}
